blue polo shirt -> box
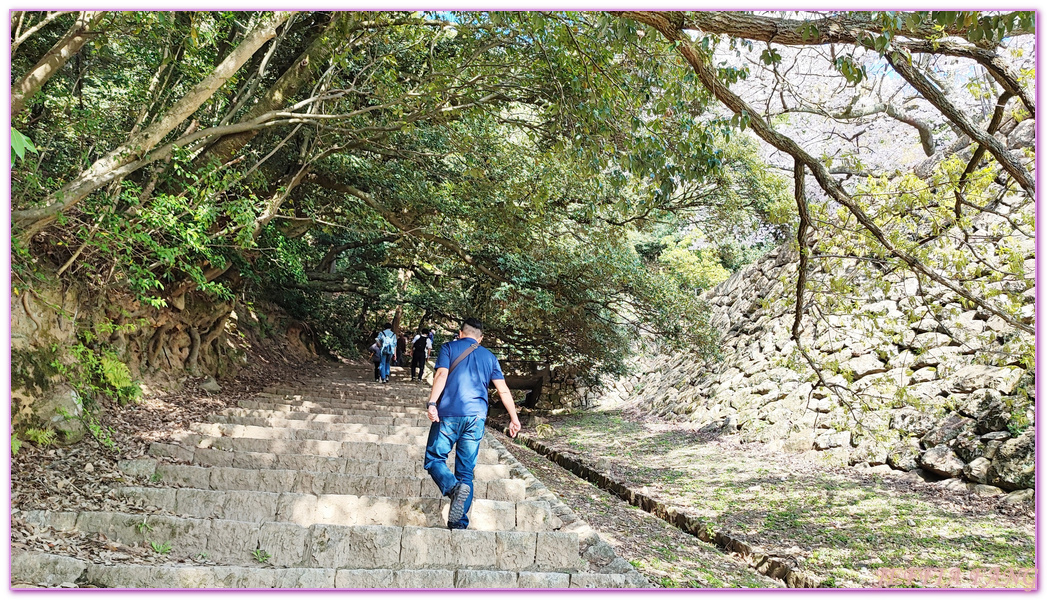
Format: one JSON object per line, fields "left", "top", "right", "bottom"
{"left": 435, "top": 338, "right": 504, "bottom": 417}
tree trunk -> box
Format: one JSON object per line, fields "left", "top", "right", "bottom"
{"left": 392, "top": 304, "right": 403, "bottom": 336}
{"left": 11, "top": 11, "right": 107, "bottom": 117}
{"left": 12, "top": 11, "right": 294, "bottom": 239}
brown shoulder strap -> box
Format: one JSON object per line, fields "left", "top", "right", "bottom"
{"left": 447, "top": 342, "right": 480, "bottom": 375}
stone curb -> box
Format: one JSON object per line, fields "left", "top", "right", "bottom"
{"left": 484, "top": 428, "right": 652, "bottom": 588}
{"left": 506, "top": 430, "right": 821, "bottom": 588}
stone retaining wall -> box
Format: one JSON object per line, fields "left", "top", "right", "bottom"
{"left": 566, "top": 189, "right": 1035, "bottom": 492}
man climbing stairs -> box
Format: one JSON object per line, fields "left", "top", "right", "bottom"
{"left": 12, "top": 364, "right": 648, "bottom": 588}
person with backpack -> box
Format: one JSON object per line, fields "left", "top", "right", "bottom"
{"left": 410, "top": 327, "right": 433, "bottom": 381}
{"left": 376, "top": 323, "right": 397, "bottom": 383}
{"left": 369, "top": 343, "right": 382, "bottom": 381}
{"left": 424, "top": 318, "right": 522, "bottom": 530}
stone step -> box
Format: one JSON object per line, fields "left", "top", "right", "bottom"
{"left": 119, "top": 461, "right": 526, "bottom": 501}
{"left": 18, "top": 511, "right": 584, "bottom": 573}
{"left": 189, "top": 422, "right": 434, "bottom": 445}
{"left": 12, "top": 551, "right": 643, "bottom": 588}
{"left": 254, "top": 394, "right": 429, "bottom": 413}
{"left": 260, "top": 390, "right": 428, "bottom": 404}
{"left": 112, "top": 487, "right": 559, "bottom": 531}
{"left": 236, "top": 400, "right": 432, "bottom": 424}
{"left": 223, "top": 404, "right": 431, "bottom": 423}
{"left": 171, "top": 445, "right": 509, "bottom": 478}
{"left": 209, "top": 414, "right": 433, "bottom": 433}
{"left": 162, "top": 434, "right": 500, "bottom": 463}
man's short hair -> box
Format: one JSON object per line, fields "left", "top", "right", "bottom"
{"left": 383, "top": 322, "right": 392, "bottom": 329}
{"left": 461, "top": 318, "right": 484, "bottom": 337}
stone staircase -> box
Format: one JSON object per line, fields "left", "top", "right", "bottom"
{"left": 12, "top": 364, "right": 648, "bottom": 588}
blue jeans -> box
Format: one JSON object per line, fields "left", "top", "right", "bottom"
{"left": 424, "top": 416, "right": 485, "bottom": 529}
{"left": 379, "top": 352, "right": 393, "bottom": 380}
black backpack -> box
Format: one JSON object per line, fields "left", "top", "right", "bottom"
{"left": 412, "top": 335, "right": 428, "bottom": 354}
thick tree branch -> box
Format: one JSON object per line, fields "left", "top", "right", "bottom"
{"left": 884, "top": 49, "right": 1033, "bottom": 196}
{"left": 673, "top": 11, "right": 1034, "bottom": 117}
{"left": 617, "top": 10, "right": 1033, "bottom": 336}
{"left": 12, "top": 11, "right": 294, "bottom": 238}
{"left": 792, "top": 160, "right": 811, "bottom": 341}
{"left": 680, "top": 11, "right": 1032, "bottom": 47}
{"left": 11, "top": 10, "right": 76, "bottom": 57}
{"left": 11, "top": 11, "right": 107, "bottom": 117}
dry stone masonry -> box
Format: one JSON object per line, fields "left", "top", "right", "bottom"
{"left": 579, "top": 185, "right": 1034, "bottom": 497}
{"left": 11, "top": 365, "right": 648, "bottom": 589}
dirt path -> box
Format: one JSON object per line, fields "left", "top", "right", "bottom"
{"left": 490, "top": 429, "right": 780, "bottom": 588}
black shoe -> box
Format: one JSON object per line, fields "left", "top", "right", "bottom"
{"left": 447, "top": 482, "right": 470, "bottom": 528}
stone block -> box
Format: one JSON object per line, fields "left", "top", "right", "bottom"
{"left": 535, "top": 532, "right": 581, "bottom": 570}
{"left": 207, "top": 467, "right": 255, "bottom": 491}
{"left": 382, "top": 476, "right": 423, "bottom": 498}
{"left": 335, "top": 568, "right": 395, "bottom": 588}
{"left": 31, "top": 510, "right": 79, "bottom": 532}
{"left": 921, "top": 414, "right": 974, "bottom": 447}
{"left": 237, "top": 568, "right": 280, "bottom": 588}
{"left": 257, "top": 521, "right": 309, "bottom": 567}
{"left": 84, "top": 565, "right": 167, "bottom": 588}
{"left": 570, "top": 573, "right": 633, "bottom": 588}
{"left": 148, "top": 442, "right": 196, "bottom": 462}
{"left": 377, "top": 460, "right": 416, "bottom": 478}
{"left": 230, "top": 451, "right": 278, "bottom": 470}
{"left": 11, "top": 552, "right": 86, "bottom": 585}
{"left": 392, "top": 569, "right": 455, "bottom": 588}
{"left": 468, "top": 499, "right": 514, "bottom": 531}
{"left": 224, "top": 491, "right": 280, "bottom": 522}
{"left": 495, "top": 531, "right": 537, "bottom": 570}
{"left": 340, "top": 441, "right": 381, "bottom": 461}
{"left": 145, "top": 514, "right": 213, "bottom": 556}
{"left": 272, "top": 568, "right": 336, "bottom": 588}
{"left": 400, "top": 526, "right": 452, "bottom": 567}
{"left": 276, "top": 492, "right": 319, "bottom": 527}
{"left": 156, "top": 464, "right": 211, "bottom": 489}
{"left": 293, "top": 470, "right": 326, "bottom": 496}
{"left": 122, "top": 487, "right": 177, "bottom": 513}
{"left": 887, "top": 439, "right": 921, "bottom": 471}
{"left": 486, "top": 479, "right": 526, "bottom": 502}
{"left": 309, "top": 524, "right": 402, "bottom": 569}
{"left": 919, "top": 445, "right": 965, "bottom": 478}
{"left": 515, "top": 501, "right": 561, "bottom": 532}
{"left": 256, "top": 469, "right": 298, "bottom": 493}
{"left": 153, "top": 566, "right": 219, "bottom": 588}
{"left": 987, "top": 430, "right": 1034, "bottom": 490}
{"left": 518, "top": 571, "right": 571, "bottom": 588}
{"left": 211, "top": 566, "right": 248, "bottom": 587}
{"left": 449, "top": 529, "right": 496, "bottom": 568}
{"left": 947, "top": 365, "right": 1023, "bottom": 394}
{"left": 192, "top": 447, "right": 236, "bottom": 468}
{"left": 174, "top": 488, "right": 225, "bottom": 519}
{"left": 117, "top": 458, "right": 159, "bottom": 479}
{"left": 206, "top": 520, "right": 261, "bottom": 564}
{"left": 455, "top": 570, "right": 517, "bottom": 588}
